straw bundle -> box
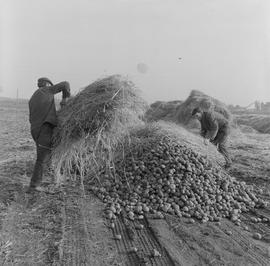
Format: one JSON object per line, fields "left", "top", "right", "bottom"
{"left": 175, "top": 90, "right": 232, "bottom": 126}
{"left": 145, "top": 100, "right": 182, "bottom": 122}
{"left": 51, "top": 75, "right": 147, "bottom": 183}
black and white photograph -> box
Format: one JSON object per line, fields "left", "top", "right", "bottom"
{"left": 0, "top": 0, "right": 270, "bottom": 265}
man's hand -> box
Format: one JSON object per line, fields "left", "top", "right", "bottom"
{"left": 204, "top": 138, "right": 209, "bottom": 146}
{"left": 60, "top": 98, "right": 67, "bottom": 108}
{"left": 63, "top": 85, "right": 71, "bottom": 98}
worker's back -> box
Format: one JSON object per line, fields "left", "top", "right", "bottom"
{"left": 201, "top": 110, "right": 229, "bottom": 133}
{"left": 29, "top": 87, "right": 57, "bottom": 132}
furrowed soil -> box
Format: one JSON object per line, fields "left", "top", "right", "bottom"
{"left": 0, "top": 97, "right": 269, "bottom": 266}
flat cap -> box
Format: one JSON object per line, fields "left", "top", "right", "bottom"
{"left": 38, "top": 77, "right": 53, "bottom": 86}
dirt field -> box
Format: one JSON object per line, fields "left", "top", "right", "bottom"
{"left": 0, "top": 97, "right": 270, "bottom": 265}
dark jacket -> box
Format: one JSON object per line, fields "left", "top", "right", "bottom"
{"left": 29, "top": 82, "right": 70, "bottom": 132}
{"left": 200, "top": 111, "right": 229, "bottom": 140}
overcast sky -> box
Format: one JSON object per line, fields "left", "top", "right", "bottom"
{"left": 1, "top": 0, "right": 270, "bottom": 105}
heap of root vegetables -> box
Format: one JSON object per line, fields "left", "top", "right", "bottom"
{"left": 90, "top": 124, "right": 267, "bottom": 224}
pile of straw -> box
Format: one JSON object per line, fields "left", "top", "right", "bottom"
{"left": 52, "top": 75, "right": 147, "bottom": 183}
{"left": 144, "top": 90, "right": 231, "bottom": 130}
{"left": 175, "top": 90, "right": 232, "bottom": 126}
{"left": 145, "top": 100, "right": 182, "bottom": 122}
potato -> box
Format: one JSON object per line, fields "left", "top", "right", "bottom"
{"left": 152, "top": 249, "right": 161, "bottom": 257}
{"left": 226, "top": 230, "right": 232, "bottom": 235}
{"left": 107, "top": 211, "right": 113, "bottom": 220}
{"left": 115, "top": 234, "right": 122, "bottom": 240}
{"left": 130, "top": 247, "right": 138, "bottom": 252}
{"left": 253, "top": 233, "right": 262, "bottom": 240}
{"left": 110, "top": 222, "right": 115, "bottom": 229}
{"left": 135, "top": 224, "right": 144, "bottom": 230}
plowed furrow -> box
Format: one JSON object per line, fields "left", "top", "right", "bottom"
{"left": 112, "top": 215, "right": 175, "bottom": 266}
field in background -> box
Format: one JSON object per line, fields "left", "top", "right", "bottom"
{"left": 234, "top": 114, "right": 270, "bottom": 134}
{"left": 0, "top": 97, "right": 270, "bottom": 265}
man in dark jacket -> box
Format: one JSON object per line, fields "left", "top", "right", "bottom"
{"left": 191, "top": 107, "right": 232, "bottom": 169}
{"left": 27, "top": 77, "right": 71, "bottom": 192}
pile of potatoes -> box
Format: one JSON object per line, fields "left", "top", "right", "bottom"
{"left": 91, "top": 136, "right": 267, "bottom": 224}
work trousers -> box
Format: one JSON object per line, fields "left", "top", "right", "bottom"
{"left": 210, "top": 126, "right": 232, "bottom": 166}
{"left": 29, "top": 123, "right": 55, "bottom": 188}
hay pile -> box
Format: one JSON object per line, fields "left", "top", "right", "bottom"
{"left": 144, "top": 91, "right": 232, "bottom": 130}
{"left": 52, "top": 75, "right": 147, "bottom": 182}
{"left": 90, "top": 122, "right": 266, "bottom": 223}
{"left": 145, "top": 100, "right": 182, "bottom": 122}
{"left": 235, "top": 114, "right": 270, "bottom": 134}
{"left": 175, "top": 90, "right": 232, "bottom": 127}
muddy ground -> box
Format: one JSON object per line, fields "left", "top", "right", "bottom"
{"left": 0, "top": 98, "right": 269, "bottom": 265}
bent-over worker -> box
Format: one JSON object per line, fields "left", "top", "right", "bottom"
{"left": 27, "top": 77, "right": 70, "bottom": 192}
{"left": 191, "top": 107, "right": 232, "bottom": 169}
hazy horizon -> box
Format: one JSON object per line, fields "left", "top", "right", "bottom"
{"left": 1, "top": 0, "right": 270, "bottom": 106}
